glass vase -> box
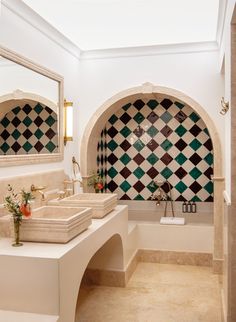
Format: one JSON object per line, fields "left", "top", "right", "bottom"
{"left": 12, "top": 217, "right": 23, "bottom": 247}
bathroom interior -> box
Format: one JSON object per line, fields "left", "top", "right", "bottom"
{"left": 0, "top": 0, "right": 236, "bottom": 321}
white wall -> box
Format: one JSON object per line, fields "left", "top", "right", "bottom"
{"left": 0, "top": 1, "right": 225, "bottom": 183}
{"left": 0, "top": 2, "right": 80, "bottom": 179}
{"left": 219, "top": 1, "right": 236, "bottom": 199}
{"left": 78, "top": 50, "right": 224, "bottom": 150}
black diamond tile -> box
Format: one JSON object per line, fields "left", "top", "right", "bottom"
{"left": 204, "top": 167, "right": 213, "bottom": 179}
{"left": 22, "top": 104, "right": 32, "bottom": 114}
{"left": 133, "top": 180, "right": 145, "bottom": 192}
{"left": 11, "top": 141, "right": 21, "bottom": 153}
{"left": 45, "top": 106, "right": 53, "bottom": 114}
{"left": 107, "top": 126, "right": 118, "bottom": 138}
{"left": 175, "top": 111, "right": 187, "bottom": 123}
{"left": 175, "top": 139, "right": 187, "bottom": 151}
{"left": 175, "top": 167, "right": 187, "bottom": 179}
{"left": 133, "top": 153, "right": 145, "bottom": 165}
{"left": 45, "top": 128, "right": 56, "bottom": 140}
{"left": 133, "top": 126, "right": 144, "bottom": 138}
{"left": 120, "top": 167, "right": 132, "bottom": 179}
{"left": 12, "top": 116, "right": 21, "bottom": 127}
{"left": 189, "top": 124, "right": 202, "bottom": 137}
{"left": 107, "top": 180, "right": 118, "bottom": 192}
{"left": 147, "top": 167, "right": 159, "bottom": 179}
{"left": 1, "top": 129, "right": 10, "bottom": 140}
{"left": 189, "top": 153, "right": 202, "bottom": 165}
{"left": 204, "top": 138, "right": 213, "bottom": 151}
{"left": 34, "top": 141, "right": 44, "bottom": 152}
{"left": 120, "top": 112, "right": 132, "bottom": 124}
{"left": 160, "top": 153, "right": 173, "bottom": 165}
{"left": 147, "top": 111, "right": 158, "bottom": 124}
{"left": 120, "top": 194, "right": 131, "bottom": 200}
{"left": 162, "top": 181, "right": 173, "bottom": 193}
{"left": 161, "top": 125, "right": 173, "bottom": 137}
{"left": 34, "top": 116, "right": 43, "bottom": 127}
{"left": 189, "top": 181, "right": 202, "bottom": 193}
{"left": 120, "top": 139, "right": 131, "bottom": 151}
{"left": 107, "top": 153, "right": 118, "bottom": 165}
{"left": 176, "top": 195, "right": 187, "bottom": 201}
{"left": 205, "top": 196, "right": 213, "bottom": 202}
{"left": 133, "top": 99, "right": 145, "bottom": 110}
{"left": 160, "top": 98, "right": 173, "bottom": 109}
{"left": 23, "top": 129, "right": 33, "bottom": 139}
{"left": 147, "top": 139, "right": 158, "bottom": 151}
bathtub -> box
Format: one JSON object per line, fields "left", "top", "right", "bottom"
{"left": 120, "top": 200, "right": 214, "bottom": 254}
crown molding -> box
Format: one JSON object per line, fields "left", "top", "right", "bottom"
{"left": 2, "top": 0, "right": 221, "bottom": 62}
{"left": 2, "top": 0, "right": 81, "bottom": 59}
{"left": 80, "top": 41, "right": 219, "bottom": 60}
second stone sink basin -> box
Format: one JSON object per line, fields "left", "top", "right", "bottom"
{"left": 49, "top": 193, "right": 117, "bottom": 219}
{"left": 20, "top": 205, "right": 92, "bottom": 243}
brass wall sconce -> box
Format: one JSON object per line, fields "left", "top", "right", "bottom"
{"left": 64, "top": 99, "right": 73, "bottom": 145}
{"left": 220, "top": 97, "right": 229, "bottom": 115}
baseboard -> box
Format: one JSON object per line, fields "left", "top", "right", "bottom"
{"left": 138, "top": 249, "right": 213, "bottom": 267}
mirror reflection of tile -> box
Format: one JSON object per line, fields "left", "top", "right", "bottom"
{"left": 97, "top": 98, "right": 213, "bottom": 202}
{"left": 0, "top": 102, "right": 58, "bottom": 155}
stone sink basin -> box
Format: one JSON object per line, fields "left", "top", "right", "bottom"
{"left": 49, "top": 193, "right": 117, "bottom": 219}
{"left": 19, "top": 205, "right": 92, "bottom": 243}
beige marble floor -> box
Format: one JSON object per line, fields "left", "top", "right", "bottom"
{"left": 76, "top": 263, "right": 223, "bottom": 322}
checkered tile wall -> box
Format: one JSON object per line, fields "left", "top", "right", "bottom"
{"left": 98, "top": 98, "right": 213, "bottom": 202}
{"left": 0, "top": 103, "right": 58, "bottom": 155}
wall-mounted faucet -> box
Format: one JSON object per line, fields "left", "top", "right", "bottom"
{"left": 31, "top": 184, "right": 46, "bottom": 201}
{"left": 151, "top": 180, "right": 175, "bottom": 217}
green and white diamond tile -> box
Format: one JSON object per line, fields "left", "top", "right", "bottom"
{"left": 98, "top": 98, "right": 213, "bottom": 201}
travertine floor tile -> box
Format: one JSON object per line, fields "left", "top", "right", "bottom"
{"left": 76, "top": 263, "right": 222, "bottom": 322}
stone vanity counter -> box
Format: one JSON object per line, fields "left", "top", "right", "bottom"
{"left": 0, "top": 205, "right": 128, "bottom": 322}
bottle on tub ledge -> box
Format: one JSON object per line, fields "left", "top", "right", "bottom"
{"left": 187, "top": 201, "right": 192, "bottom": 213}
{"left": 182, "top": 201, "right": 187, "bottom": 213}
{"left": 191, "top": 201, "right": 197, "bottom": 213}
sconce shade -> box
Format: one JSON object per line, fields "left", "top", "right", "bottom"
{"left": 64, "top": 99, "right": 73, "bottom": 144}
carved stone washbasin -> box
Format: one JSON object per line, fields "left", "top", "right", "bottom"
{"left": 49, "top": 193, "right": 117, "bottom": 219}
{"left": 19, "top": 205, "right": 92, "bottom": 243}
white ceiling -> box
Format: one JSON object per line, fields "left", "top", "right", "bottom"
{"left": 22, "top": 0, "right": 220, "bottom": 51}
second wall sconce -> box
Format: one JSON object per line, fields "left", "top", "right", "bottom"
{"left": 64, "top": 99, "right": 73, "bottom": 145}
{"left": 220, "top": 97, "right": 229, "bottom": 115}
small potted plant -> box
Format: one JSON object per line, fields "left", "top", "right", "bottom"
{"left": 88, "top": 172, "right": 105, "bottom": 193}
{"left": 4, "top": 185, "right": 34, "bottom": 247}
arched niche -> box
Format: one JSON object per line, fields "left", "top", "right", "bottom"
{"left": 80, "top": 83, "right": 224, "bottom": 272}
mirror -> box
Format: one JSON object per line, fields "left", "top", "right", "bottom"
{"left": 0, "top": 46, "right": 64, "bottom": 166}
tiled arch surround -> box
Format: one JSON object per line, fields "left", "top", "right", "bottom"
{"left": 98, "top": 98, "right": 213, "bottom": 202}
{"left": 80, "top": 83, "right": 224, "bottom": 272}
